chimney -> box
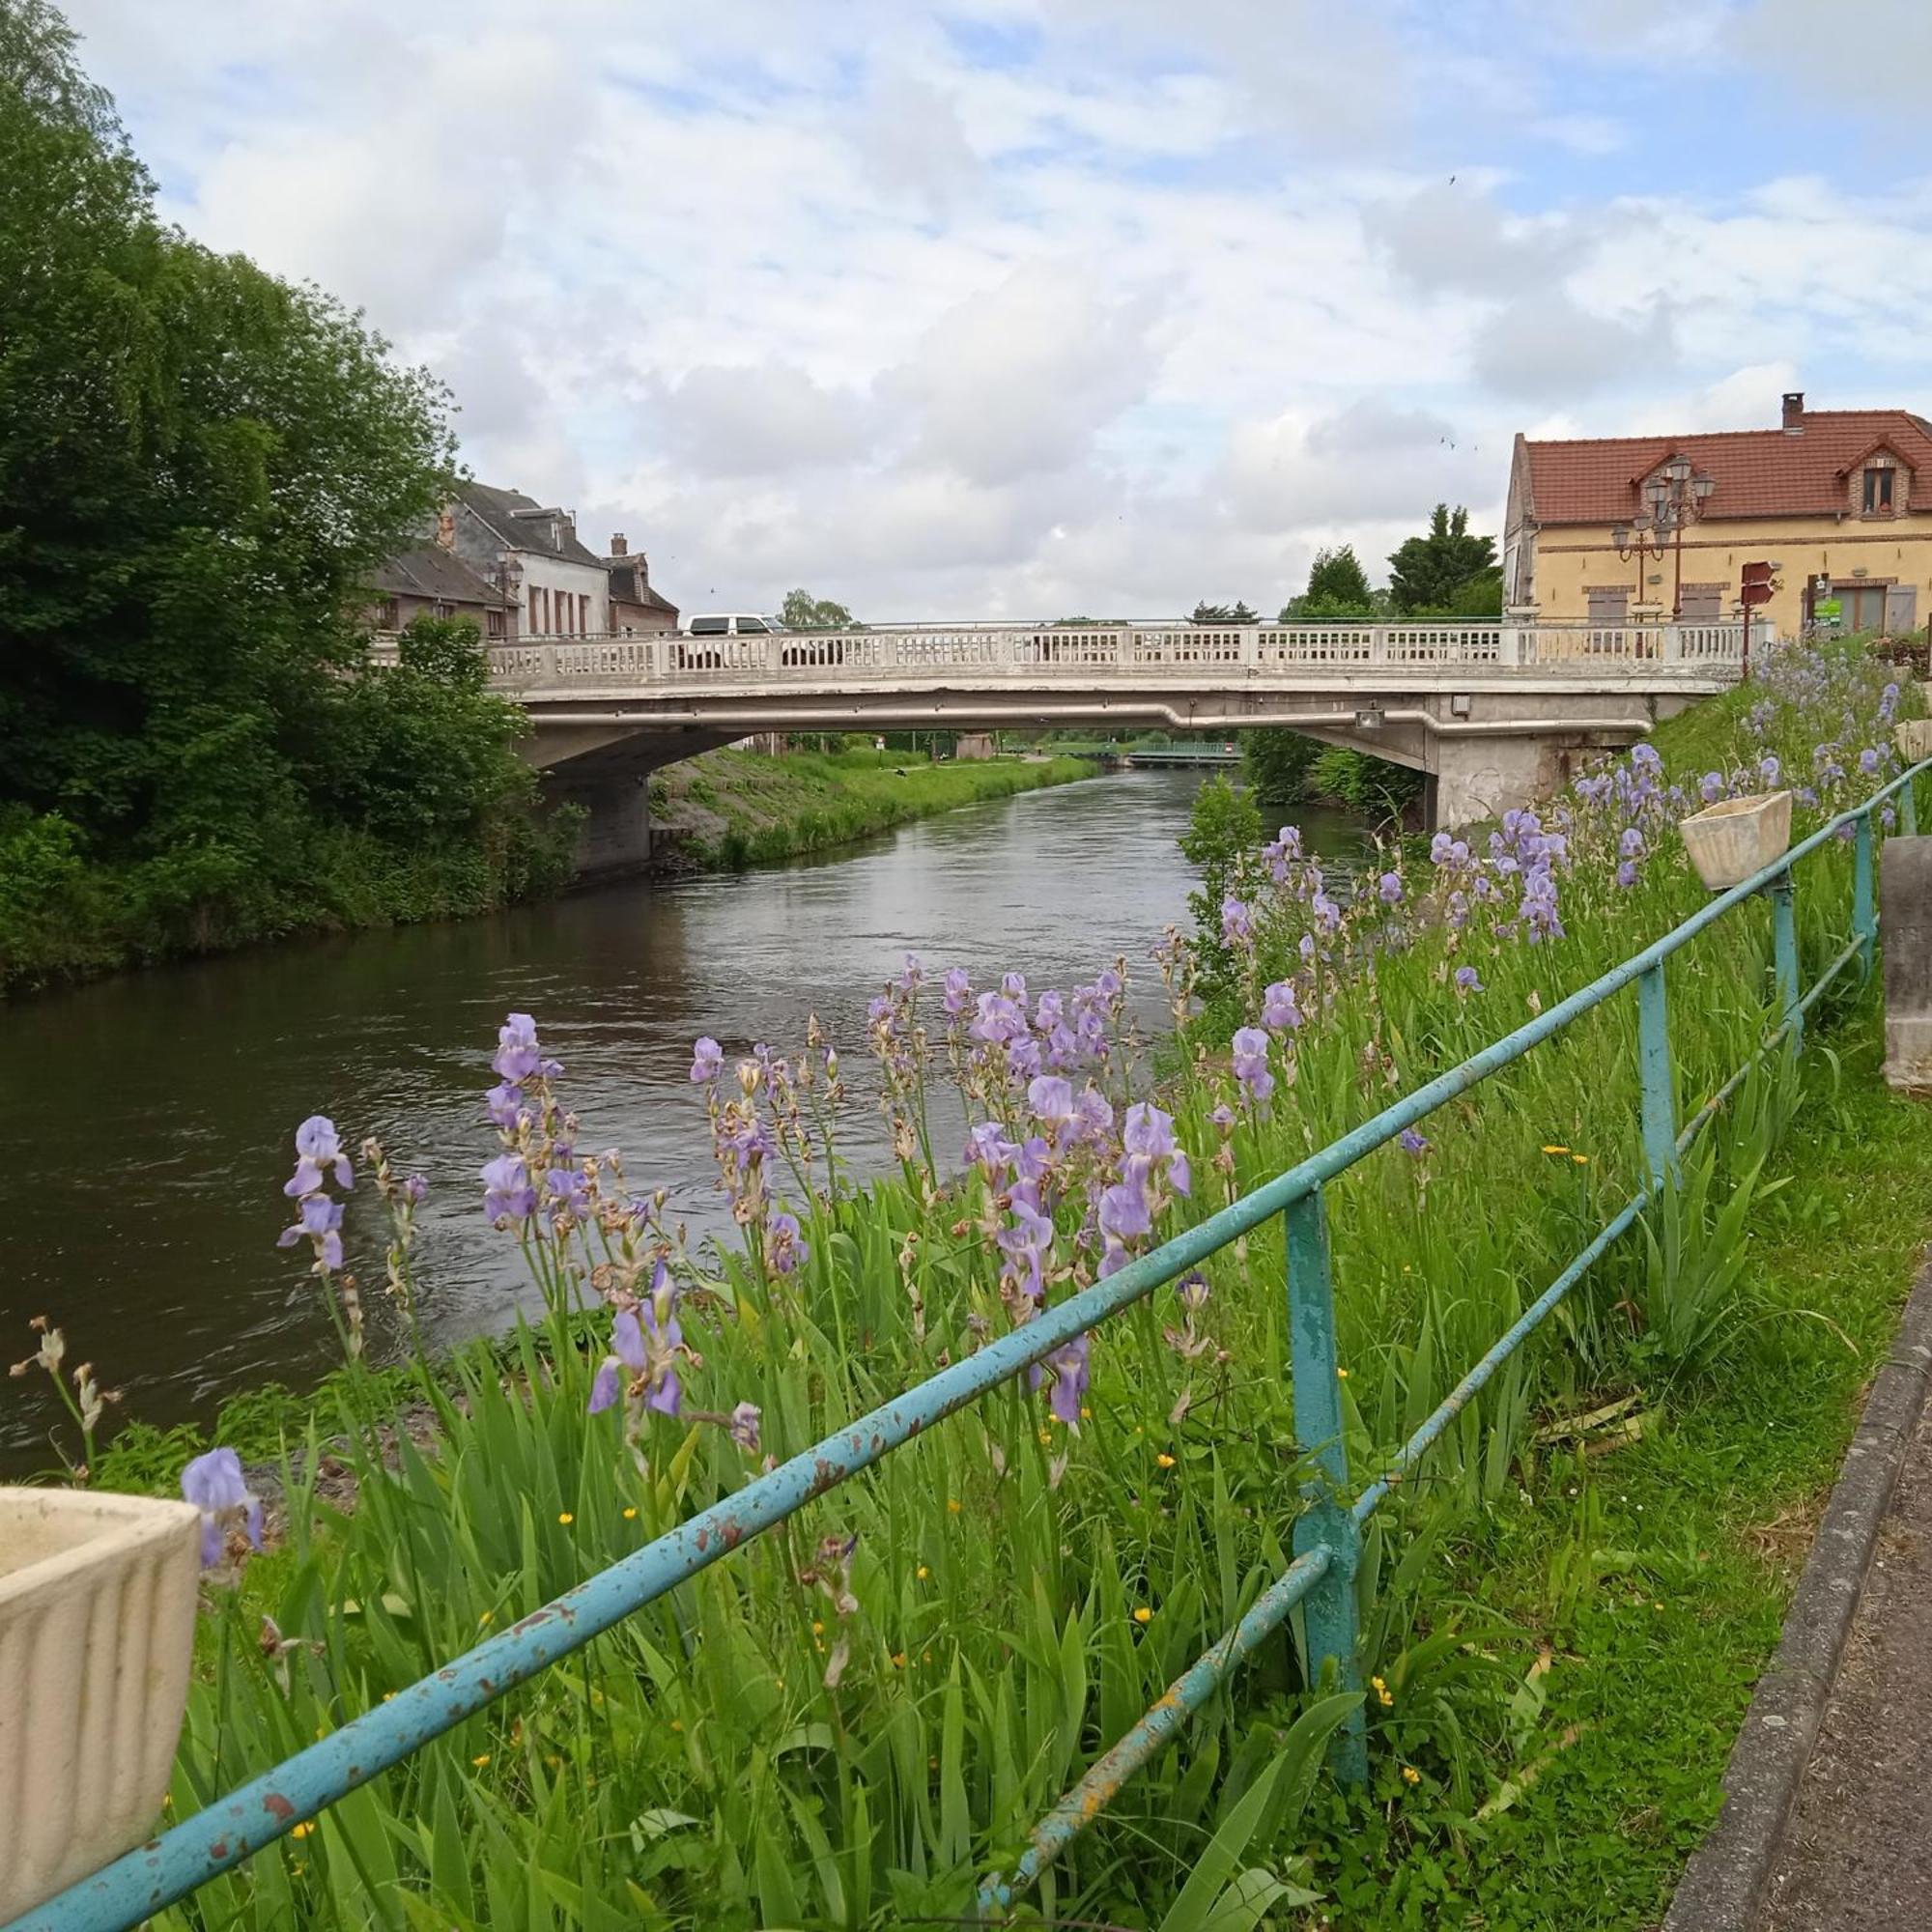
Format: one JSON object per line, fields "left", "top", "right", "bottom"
{"left": 1782, "top": 390, "right": 1804, "bottom": 434}
{"left": 609, "top": 532, "right": 627, "bottom": 556}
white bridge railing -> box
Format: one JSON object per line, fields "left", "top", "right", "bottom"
{"left": 370, "top": 619, "right": 1753, "bottom": 688}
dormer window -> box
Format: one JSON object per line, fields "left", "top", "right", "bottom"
{"left": 1863, "top": 465, "right": 1896, "bottom": 513}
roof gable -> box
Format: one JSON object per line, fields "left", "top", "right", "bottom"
{"left": 459, "top": 483, "right": 605, "bottom": 569}
{"left": 370, "top": 545, "right": 508, "bottom": 607}
{"left": 1523, "top": 409, "right": 1932, "bottom": 525}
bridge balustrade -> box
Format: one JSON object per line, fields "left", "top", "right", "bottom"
{"left": 470, "top": 620, "right": 1752, "bottom": 693}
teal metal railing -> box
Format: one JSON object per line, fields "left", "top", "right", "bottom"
{"left": 14, "top": 762, "right": 1922, "bottom": 1932}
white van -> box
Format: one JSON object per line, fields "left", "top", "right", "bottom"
{"left": 684, "top": 613, "right": 785, "bottom": 637}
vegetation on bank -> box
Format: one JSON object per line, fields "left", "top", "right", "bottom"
{"left": 647, "top": 745, "right": 1097, "bottom": 870}
{"left": 14, "top": 639, "right": 1920, "bottom": 1927}
{"left": 0, "top": 10, "right": 575, "bottom": 997}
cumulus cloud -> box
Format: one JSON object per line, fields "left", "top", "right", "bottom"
{"left": 48, "top": 0, "right": 1932, "bottom": 617}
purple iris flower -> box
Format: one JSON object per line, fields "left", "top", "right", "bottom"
{"left": 285, "top": 1115, "right": 353, "bottom": 1198}
{"left": 1761, "top": 753, "right": 1782, "bottom": 787}
{"left": 182, "top": 1447, "right": 264, "bottom": 1569}
{"left": 1261, "top": 980, "right": 1302, "bottom": 1033}
{"left": 1028, "top": 1075, "right": 1077, "bottom": 1127}
{"left": 588, "top": 1307, "right": 647, "bottom": 1414}
{"left": 1631, "top": 743, "right": 1662, "bottom": 773}
{"left": 998, "top": 1198, "right": 1055, "bottom": 1303}
{"left": 1700, "top": 772, "right": 1724, "bottom": 804}
{"left": 965, "top": 1121, "right": 1020, "bottom": 1175}
{"left": 1616, "top": 859, "right": 1639, "bottom": 889}
{"left": 1098, "top": 1179, "right": 1152, "bottom": 1242}
{"left": 1034, "top": 990, "right": 1065, "bottom": 1032}
{"left": 1094, "top": 968, "right": 1122, "bottom": 999}
{"left": 728, "top": 1402, "right": 762, "bottom": 1452}
{"left": 1299, "top": 932, "right": 1318, "bottom": 960}
{"left": 971, "top": 991, "right": 1029, "bottom": 1045}
{"left": 1007, "top": 1035, "right": 1042, "bottom": 1081}
{"left": 402, "top": 1175, "right": 429, "bottom": 1205}
{"left": 485, "top": 1082, "right": 525, "bottom": 1128}
{"left": 494, "top": 1013, "right": 547, "bottom": 1085}
{"left": 1231, "top": 1027, "right": 1274, "bottom": 1102}
{"left": 1861, "top": 747, "right": 1882, "bottom": 776}
{"left": 1454, "top": 964, "right": 1483, "bottom": 993}
{"left": 1221, "top": 895, "right": 1257, "bottom": 948}
{"left": 1031, "top": 1332, "right": 1090, "bottom": 1429}
{"left": 942, "top": 967, "right": 974, "bottom": 1015}
{"left": 867, "top": 993, "right": 894, "bottom": 1026}
{"left": 897, "top": 952, "right": 924, "bottom": 991}
{"left": 1378, "top": 871, "right": 1404, "bottom": 907}
{"left": 277, "top": 1192, "right": 345, "bottom": 1269}
{"left": 545, "top": 1165, "right": 591, "bottom": 1218}
{"left": 481, "top": 1151, "right": 537, "bottom": 1224}
{"left": 1620, "top": 827, "right": 1645, "bottom": 859}
{"left": 1399, "top": 1127, "right": 1430, "bottom": 1156}
{"left": 768, "top": 1209, "right": 808, "bottom": 1275}
{"left": 1076, "top": 1088, "right": 1115, "bottom": 1140}
{"left": 689, "top": 1037, "right": 723, "bottom": 1083}
{"left": 1312, "top": 892, "right": 1342, "bottom": 935}
{"left": 1001, "top": 971, "right": 1028, "bottom": 1001}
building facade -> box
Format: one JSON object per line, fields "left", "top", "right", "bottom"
{"left": 364, "top": 535, "right": 511, "bottom": 637}
{"left": 449, "top": 485, "right": 611, "bottom": 639}
{"left": 603, "top": 533, "right": 680, "bottom": 635}
{"left": 1503, "top": 393, "right": 1932, "bottom": 639}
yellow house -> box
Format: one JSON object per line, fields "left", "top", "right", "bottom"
{"left": 1503, "top": 392, "right": 1932, "bottom": 639}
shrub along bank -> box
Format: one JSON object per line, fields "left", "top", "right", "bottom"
{"left": 646, "top": 745, "right": 1098, "bottom": 869}
{"left": 35, "top": 638, "right": 1928, "bottom": 1928}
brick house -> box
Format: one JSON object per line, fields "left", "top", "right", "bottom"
{"left": 365, "top": 532, "right": 511, "bottom": 638}
{"left": 603, "top": 533, "right": 679, "bottom": 635}
{"left": 1503, "top": 392, "right": 1932, "bottom": 639}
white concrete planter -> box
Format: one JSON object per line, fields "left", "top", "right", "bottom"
{"left": 1678, "top": 789, "right": 1793, "bottom": 891}
{"left": 1895, "top": 718, "right": 1932, "bottom": 764}
{"left": 0, "top": 1488, "right": 202, "bottom": 1920}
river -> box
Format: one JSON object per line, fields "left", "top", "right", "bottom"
{"left": 1, "top": 771, "right": 1371, "bottom": 1464}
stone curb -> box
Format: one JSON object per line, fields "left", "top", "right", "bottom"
{"left": 1662, "top": 1248, "right": 1932, "bottom": 1932}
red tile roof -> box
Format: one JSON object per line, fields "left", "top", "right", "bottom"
{"left": 1523, "top": 409, "right": 1932, "bottom": 525}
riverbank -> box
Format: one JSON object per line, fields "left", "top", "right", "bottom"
{"left": 645, "top": 744, "right": 1097, "bottom": 869}
{"left": 43, "top": 643, "right": 1927, "bottom": 1927}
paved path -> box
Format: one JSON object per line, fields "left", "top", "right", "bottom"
{"left": 1760, "top": 1398, "right": 1932, "bottom": 1929}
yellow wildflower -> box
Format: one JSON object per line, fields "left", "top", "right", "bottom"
{"left": 669, "top": 1719, "right": 683, "bottom": 1733}
{"left": 1336, "top": 1366, "right": 1350, "bottom": 1378}
{"left": 471, "top": 1754, "right": 491, "bottom": 1769}
{"left": 947, "top": 1498, "right": 962, "bottom": 1514}
{"left": 1541, "top": 1144, "right": 1570, "bottom": 1155}
{"left": 291, "top": 1821, "right": 313, "bottom": 1840}
{"left": 557, "top": 1511, "right": 574, "bottom": 1525}
{"left": 478, "top": 1610, "right": 494, "bottom": 1627}
{"left": 916, "top": 1564, "right": 930, "bottom": 1580}
{"left": 1132, "top": 1606, "right": 1153, "bottom": 1625}
{"left": 622, "top": 1506, "right": 638, "bottom": 1520}
{"left": 1037, "top": 1429, "right": 1053, "bottom": 1445}
{"left": 1572, "top": 1153, "right": 1589, "bottom": 1165}
{"left": 1156, "top": 1452, "right": 1177, "bottom": 1469}
{"left": 1402, "top": 1765, "right": 1421, "bottom": 1785}
{"left": 892, "top": 1653, "right": 907, "bottom": 1668}
{"left": 1080, "top": 1406, "right": 1093, "bottom": 1420}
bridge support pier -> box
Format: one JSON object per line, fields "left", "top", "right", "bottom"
{"left": 1428, "top": 732, "right": 1577, "bottom": 832}
{"left": 545, "top": 768, "right": 655, "bottom": 875}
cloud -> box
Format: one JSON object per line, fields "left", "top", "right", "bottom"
{"left": 47, "top": 0, "right": 1932, "bottom": 621}
{"left": 1470, "top": 291, "right": 1676, "bottom": 403}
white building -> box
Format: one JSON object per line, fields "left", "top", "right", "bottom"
{"left": 451, "top": 484, "right": 611, "bottom": 639}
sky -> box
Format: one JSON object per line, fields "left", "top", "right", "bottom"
{"left": 61, "top": 0, "right": 1932, "bottom": 621}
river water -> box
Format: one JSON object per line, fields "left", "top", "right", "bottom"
{"left": 1, "top": 771, "right": 1370, "bottom": 1464}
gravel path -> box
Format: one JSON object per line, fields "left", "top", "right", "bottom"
{"left": 1760, "top": 1398, "right": 1932, "bottom": 1930}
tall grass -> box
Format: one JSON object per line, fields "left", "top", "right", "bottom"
{"left": 51, "top": 639, "right": 1918, "bottom": 1928}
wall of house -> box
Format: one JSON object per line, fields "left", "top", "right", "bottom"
{"left": 513, "top": 554, "right": 610, "bottom": 639}
{"left": 1525, "top": 514, "right": 1932, "bottom": 636}
{"left": 611, "top": 599, "right": 678, "bottom": 636}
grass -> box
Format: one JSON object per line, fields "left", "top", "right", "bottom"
{"left": 646, "top": 747, "right": 1097, "bottom": 869}
{"left": 31, "top": 639, "right": 1930, "bottom": 1929}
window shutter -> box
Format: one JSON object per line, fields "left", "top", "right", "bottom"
{"left": 1885, "top": 584, "right": 1918, "bottom": 634}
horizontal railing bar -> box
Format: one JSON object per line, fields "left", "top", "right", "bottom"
{"left": 978, "top": 1547, "right": 1336, "bottom": 1911}
{"left": 19, "top": 762, "right": 1918, "bottom": 1932}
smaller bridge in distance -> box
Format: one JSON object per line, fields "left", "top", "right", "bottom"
{"left": 382, "top": 616, "right": 1754, "bottom": 871}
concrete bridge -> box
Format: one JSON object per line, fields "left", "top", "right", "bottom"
{"left": 410, "top": 617, "right": 1752, "bottom": 871}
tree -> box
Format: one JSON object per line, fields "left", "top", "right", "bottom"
{"left": 780, "top": 588, "right": 856, "bottom": 630}
{"left": 1190, "top": 600, "right": 1258, "bottom": 623}
{"left": 0, "top": 3, "right": 565, "bottom": 981}
{"left": 1178, "top": 775, "right": 1262, "bottom": 995}
{"left": 1386, "top": 505, "right": 1498, "bottom": 615}
{"left": 1280, "top": 545, "right": 1378, "bottom": 621}
{"left": 1242, "top": 730, "right": 1321, "bottom": 813}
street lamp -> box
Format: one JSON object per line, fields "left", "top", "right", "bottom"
{"left": 1612, "top": 456, "right": 1716, "bottom": 618}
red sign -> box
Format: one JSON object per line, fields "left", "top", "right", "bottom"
{"left": 1740, "top": 561, "right": 1776, "bottom": 608}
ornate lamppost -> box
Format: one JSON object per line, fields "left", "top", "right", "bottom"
{"left": 1612, "top": 455, "right": 1715, "bottom": 619}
